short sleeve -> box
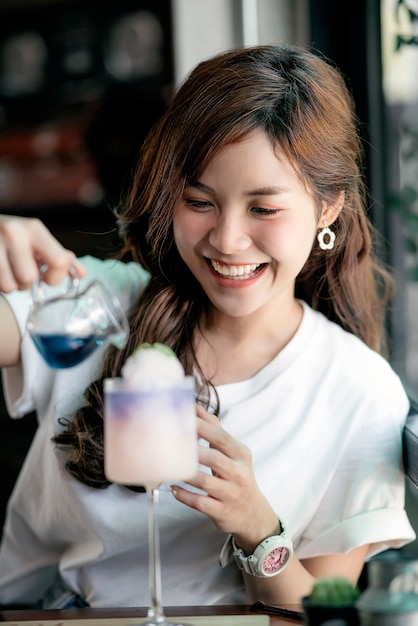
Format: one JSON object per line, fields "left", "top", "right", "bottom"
{"left": 296, "top": 386, "right": 415, "bottom": 559}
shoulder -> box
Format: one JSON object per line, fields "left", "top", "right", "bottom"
{"left": 303, "top": 301, "right": 395, "bottom": 375}
{"left": 78, "top": 256, "right": 150, "bottom": 310}
{"left": 301, "top": 302, "right": 409, "bottom": 418}
{"left": 79, "top": 255, "right": 149, "bottom": 286}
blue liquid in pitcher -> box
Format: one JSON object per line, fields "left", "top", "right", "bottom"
{"left": 30, "top": 333, "right": 104, "bottom": 368}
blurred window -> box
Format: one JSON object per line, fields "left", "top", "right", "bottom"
{"left": 382, "top": 0, "right": 418, "bottom": 402}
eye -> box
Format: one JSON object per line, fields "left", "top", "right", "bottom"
{"left": 251, "top": 207, "right": 282, "bottom": 217}
{"left": 184, "top": 199, "right": 213, "bottom": 210}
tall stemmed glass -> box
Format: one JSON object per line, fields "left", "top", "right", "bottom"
{"left": 104, "top": 376, "right": 197, "bottom": 626}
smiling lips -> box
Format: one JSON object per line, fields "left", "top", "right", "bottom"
{"left": 210, "top": 259, "right": 265, "bottom": 280}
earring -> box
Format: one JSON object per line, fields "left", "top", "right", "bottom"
{"left": 317, "top": 225, "right": 336, "bottom": 250}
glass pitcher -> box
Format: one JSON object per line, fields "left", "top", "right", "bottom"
{"left": 26, "top": 271, "right": 129, "bottom": 368}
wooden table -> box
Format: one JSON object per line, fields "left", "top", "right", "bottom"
{"left": 0, "top": 604, "right": 304, "bottom": 625}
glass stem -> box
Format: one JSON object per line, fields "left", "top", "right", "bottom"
{"left": 147, "top": 487, "right": 165, "bottom": 624}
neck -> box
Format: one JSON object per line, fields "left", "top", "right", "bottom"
{"left": 196, "top": 299, "right": 303, "bottom": 385}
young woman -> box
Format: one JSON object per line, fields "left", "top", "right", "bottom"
{"left": 0, "top": 44, "right": 414, "bottom": 609}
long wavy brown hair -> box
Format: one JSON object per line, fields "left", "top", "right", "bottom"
{"left": 53, "top": 44, "right": 393, "bottom": 489}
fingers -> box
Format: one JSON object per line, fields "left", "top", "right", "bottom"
{"left": 170, "top": 482, "right": 224, "bottom": 520}
{"left": 175, "top": 410, "right": 272, "bottom": 538}
{"left": 0, "top": 216, "right": 87, "bottom": 292}
{"left": 196, "top": 403, "right": 218, "bottom": 423}
{"left": 173, "top": 410, "right": 267, "bottom": 534}
{"left": 195, "top": 405, "right": 253, "bottom": 482}
{"left": 197, "top": 410, "right": 248, "bottom": 460}
{"left": 192, "top": 417, "right": 253, "bottom": 497}
{"left": 40, "top": 252, "right": 87, "bottom": 286}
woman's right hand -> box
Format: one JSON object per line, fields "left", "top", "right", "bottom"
{"left": 0, "top": 215, "right": 87, "bottom": 293}
{"left": 0, "top": 215, "right": 88, "bottom": 367}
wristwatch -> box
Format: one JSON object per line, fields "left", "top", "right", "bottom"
{"left": 219, "top": 517, "right": 293, "bottom": 578}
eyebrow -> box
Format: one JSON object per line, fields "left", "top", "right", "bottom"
{"left": 187, "top": 181, "right": 290, "bottom": 196}
{"left": 246, "top": 185, "right": 290, "bottom": 196}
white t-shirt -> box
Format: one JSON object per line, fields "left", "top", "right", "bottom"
{"left": 0, "top": 256, "right": 415, "bottom": 607}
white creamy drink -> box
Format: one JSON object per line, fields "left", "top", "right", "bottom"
{"left": 104, "top": 343, "right": 198, "bottom": 487}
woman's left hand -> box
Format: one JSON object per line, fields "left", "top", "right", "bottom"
{"left": 171, "top": 404, "right": 279, "bottom": 552}
{"left": 171, "top": 405, "right": 369, "bottom": 604}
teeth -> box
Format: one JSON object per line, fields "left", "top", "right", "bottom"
{"left": 211, "top": 260, "right": 261, "bottom": 279}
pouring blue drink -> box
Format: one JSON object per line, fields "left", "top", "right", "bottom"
{"left": 29, "top": 333, "right": 106, "bottom": 368}
{"left": 27, "top": 271, "right": 129, "bottom": 368}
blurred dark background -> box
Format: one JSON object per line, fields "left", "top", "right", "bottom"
{"left": 0, "top": 0, "right": 174, "bottom": 530}
{"left": 0, "top": 0, "right": 173, "bottom": 254}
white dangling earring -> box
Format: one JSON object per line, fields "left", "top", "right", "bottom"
{"left": 317, "top": 224, "right": 336, "bottom": 250}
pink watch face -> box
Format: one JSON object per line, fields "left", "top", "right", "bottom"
{"left": 262, "top": 547, "right": 290, "bottom": 575}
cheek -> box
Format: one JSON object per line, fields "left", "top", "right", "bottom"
{"left": 261, "top": 219, "right": 316, "bottom": 261}
{"left": 173, "top": 210, "right": 208, "bottom": 251}
{"left": 172, "top": 207, "right": 188, "bottom": 251}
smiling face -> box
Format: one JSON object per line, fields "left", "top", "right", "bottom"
{"left": 173, "top": 130, "right": 329, "bottom": 325}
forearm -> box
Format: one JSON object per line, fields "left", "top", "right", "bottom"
{"left": 230, "top": 516, "right": 368, "bottom": 606}
{"left": 242, "top": 551, "right": 315, "bottom": 605}
{"left": 240, "top": 543, "right": 369, "bottom": 606}
{"left": 0, "top": 295, "right": 21, "bottom": 367}
{"left": 229, "top": 517, "right": 315, "bottom": 605}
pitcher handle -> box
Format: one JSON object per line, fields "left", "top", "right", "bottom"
{"left": 31, "top": 265, "right": 80, "bottom": 305}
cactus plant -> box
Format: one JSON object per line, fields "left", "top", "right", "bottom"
{"left": 308, "top": 576, "right": 360, "bottom": 607}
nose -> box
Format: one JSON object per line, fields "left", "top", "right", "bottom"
{"left": 208, "top": 213, "right": 252, "bottom": 255}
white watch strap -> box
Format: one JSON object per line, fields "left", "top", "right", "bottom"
{"left": 219, "top": 517, "right": 286, "bottom": 570}
{"left": 232, "top": 546, "right": 260, "bottom": 575}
